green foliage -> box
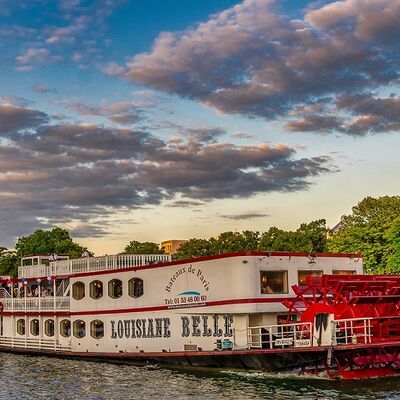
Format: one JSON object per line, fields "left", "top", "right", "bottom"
{"left": 175, "top": 223, "right": 326, "bottom": 260}
{"left": 386, "top": 217, "right": 400, "bottom": 274}
{"left": 174, "top": 238, "right": 213, "bottom": 260}
{"left": 210, "top": 231, "right": 260, "bottom": 254}
{"left": 175, "top": 231, "right": 260, "bottom": 260}
{"left": 15, "top": 227, "right": 89, "bottom": 259}
{"left": 0, "top": 248, "right": 19, "bottom": 278}
{"left": 328, "top": 196, "right": 400, "bottom": 274}
{"left": 123, "top": 240, "right": 164, "bottom": 254}
{"left": 258, "top": 219, "right": 327, "bottom": 252}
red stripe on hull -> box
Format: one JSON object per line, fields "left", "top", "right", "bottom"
{"left": 1, "top": 296, "right": 294, "bottom": 316}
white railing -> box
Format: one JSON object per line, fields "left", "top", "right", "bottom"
{"left": 18, "top": 253, "right": 172, "bottom": 278}
{"left": 248, "top": 322, "right": 313, "bottom": 349}
{"left": 332, "top": 317, "right": 372, "bottom": 345}
{"left": 0, "top": 288, "right": 11, "bottom": 298}
{"left": 0, "top": 336, "right": 70, "bottom": 352}
{"left": 1, "top": 297, "right": 70, "bottom": 312}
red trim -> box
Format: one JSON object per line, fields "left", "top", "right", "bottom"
{"left": 1, "top": 296, "right": 293, "bottom": 317}
{"left": 2, "top": 340, "right": 400, "bottom": 360}
{"left": 68, "top": 251, "right": 362, "bottom": 280}
{"left": 9, "top": 251, "right": 362, "bottom": 283}
{"left": 2, "top": 311, "right": 70, "bottom": 317}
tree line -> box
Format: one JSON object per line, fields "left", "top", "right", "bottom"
{"left": 1, "top": 196, "right": 400, "bottom": 277}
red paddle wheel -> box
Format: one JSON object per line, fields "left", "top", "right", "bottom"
{"left": 282, "top": 274, "right": 400, "bottom": 379}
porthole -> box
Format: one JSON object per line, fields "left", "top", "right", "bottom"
{"left": 30, "top": 319, "right": 39, "bottom": 336}
{"left": 45, "top": 319, "right": 54, "bottom": 337}
{"left": 60, "top": 319, "right": 71, "bottom": 337}
{"left": 90, "top": 320, "right": 104, "bottom": 339}
{"left": 108, "top": 279, "right": 123, "bottom": 299}
{"left": 72, "top": 281, "right": 85, "bottom": 300}
{"left": 90, "top": 280, "right": 103, "bottom": 299}
{"left": 73, "top": 319, "right": 86, "bottom": 338}
{"left": 128, "top": 278, "right": 144, "bottom": 298}
{"left": 17, "top": 319, "right": 25, "bottom": 335}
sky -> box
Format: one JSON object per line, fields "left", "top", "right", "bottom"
{"left": 0, "top": 0, "right": 399, "bottom": 255}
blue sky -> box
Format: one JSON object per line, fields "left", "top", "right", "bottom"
{"left": 0, "top": 0, "right": 399, "bottom": 254}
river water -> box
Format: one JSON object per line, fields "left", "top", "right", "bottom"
{"left": 0, "top": 353, "right": 399, "bottom": 399}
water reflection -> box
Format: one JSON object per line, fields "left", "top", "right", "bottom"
{"left": 0, "top": 353, "right": 399, "bottom": 399}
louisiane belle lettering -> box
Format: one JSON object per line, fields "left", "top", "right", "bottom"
{"left": 111, "top": 318, "right": 171, "bottom": 339}
{"left": 181, "top": 315, "right": 233, "bottom": 337}
{"left": 110, "top": 315, "right": 233, "bottom": 339}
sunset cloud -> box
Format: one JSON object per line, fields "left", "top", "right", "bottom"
{"left": 0, "top": 104, "right": 333, "bottom": 243}
{"left": 121, "top": 0, "right": 400, "bottom": 135}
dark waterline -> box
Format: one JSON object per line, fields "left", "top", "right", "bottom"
{"left": 0, "top": 353, "right": 399, "bottom": 399}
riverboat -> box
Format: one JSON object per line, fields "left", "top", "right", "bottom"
{"left": 1, "top": 251, "right": 400, "bottom": 380}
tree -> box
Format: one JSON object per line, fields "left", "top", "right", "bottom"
{"left": 210, "top": 231, "right": 260, "bottom": 254}
{"left": 386, "top": 216, "right": 400, "bottom": 273}
{"left": 258, "top": 219, "right": 328, "bottom": 252}
{"left": 123, "top": 240, "right": 164, "bottom": 254}
{"left": 15, "top": 227, "right": 90, "bottom": 259}
{"left": 0, "top": 248, "right": 18, "bottom": 277}
{"left": 328, "top": 196, "right": 400, "bottom": 273}
{"left": 174, "top": 238, "right": 213, "bottom": 260}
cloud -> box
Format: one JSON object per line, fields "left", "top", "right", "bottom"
{"left": 284, "top": 93, "right": 400, "bottom": 135}
{"left": 0, "top": 103, "right": 333, "bottom": 245}
{"left": 119, "top": 0, "right": 400, "bottom": 135}
{"left": 66, "top": 101, "right": 144, "bottom": 125}
{"left": 16, "top": 48, "right": 62, "bottom": 68}
{"left": 32, "top": 83, "right": 57, "bottom": 94}
{"left": 0, "top": 104, "right": 48, "bottom": 135}
{"left": 220, "top": 212, "right": 269, "bottom": 220}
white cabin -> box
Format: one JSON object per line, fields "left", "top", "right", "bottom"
{"left": 0, "top": 251, "right": 362, "bottom": 356}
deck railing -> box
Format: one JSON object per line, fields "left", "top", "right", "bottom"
{"left": 1, "top": 297, "right": 70, "bottom": 312}
{"left": 18, "top": 254, "right": 172, "bottom": 279}
{"left": 248, "top": 322, "right": 313, "bottom": 349}
{"left": 332, "top": 317, "right": 372, "bottom": 345}
{"left": 0, "top": 336, "right": 70, "bottom": 352}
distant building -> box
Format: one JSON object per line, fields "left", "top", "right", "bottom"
{"left": 161, "top": 239, "right": 188, "bottom": 254}
{"left": 328, "top": 221, "right": 345, "bottom": 238}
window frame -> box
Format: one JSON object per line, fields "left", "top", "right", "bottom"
{"left": 30, "top": 318, "right": 40, "bottom": 336}
{"left": 60, "top": 319, "right": 71, "bottom": 338}
{"left": 332, "top": 270, "right": 356, "bottom": 275}
{"left": 108, "top": 279, "right": 123, "bottom": 299}
{"left": 90, "top": 319, "right": 104, "bottom": 339}
{"left": 17, "top": 318, "right": 25, "bottom": 335}
{"left": 297, "top": 270, "right": 323, "bottom": 286}
{"left": 89, "top": 280, "right": 103, "bottom": 300}
{"left": 72, "top": 281, "right": 85, "bottom": 300}
{"left": 260, "top": 270, "right": 289, "bottom": 294}
{"left": 73, "top": 319, "right": 86, "bottom": 338}
{"left": 44, "top": 319, "right": 55, "bottom": 337}
{"left": 128, "top": 277, "right": 144, "bottom": 298}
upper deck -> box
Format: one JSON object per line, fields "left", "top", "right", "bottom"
{"left": 18, "top": 253, "right": 172, "bottom": 279}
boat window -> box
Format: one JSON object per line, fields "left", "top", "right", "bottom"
{"left": 332, "top": 270, "right": 356, "bottom": 275}
{"left": 60, "top": 319, "right": 71, "bottom": 337}
{"left": 128, "top": 278, "right": 144, "bottom": 298}
{"left": 17, "top": 319, "right": 25, "bottom": 335}
{"left": 30, "top": 319, "right": 40, "bottom": 336}
{"left": 260, "top": 271, "right": 288, "bottom": 294}
{"left": 90, "top": 280, "right": 103, "bottom": 299}
{"left": 73, "top": 319, "right": 86, "bottom": 338}
{"left": 298, "top": 270, "right": 323, "bottom": 285}
{"left": 72, "top": 282, "right": 85, "bottom": 300}
{"left": 108, "top": 279, "right": 123, "bottom": 299}
{"left": 45, "top": 319, "right": 55, "bottom": 337}
{"left": 90, "top": 320, "right": 104, "bottom": 339}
